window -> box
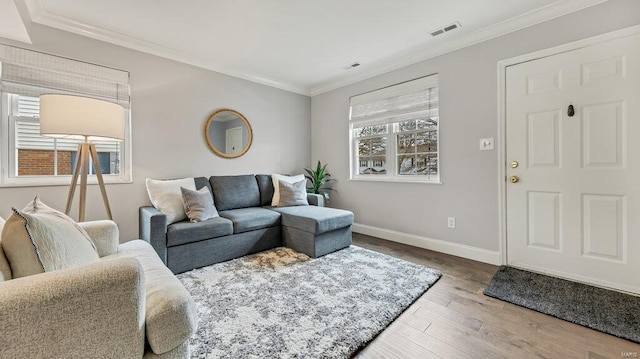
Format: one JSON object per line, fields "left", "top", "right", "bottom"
{"left": 349, "top": 74, "right": 439, "bottom": 183}
{"left": 0, "top": 44, "right": 131, "bottom": 186}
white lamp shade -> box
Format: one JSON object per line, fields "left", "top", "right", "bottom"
{"left": 39, "top": 94, "right": 125, "bottom": 141}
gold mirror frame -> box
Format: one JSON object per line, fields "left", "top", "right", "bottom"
{"left": 204, "top": 109, "right": 253, "bottom": 159}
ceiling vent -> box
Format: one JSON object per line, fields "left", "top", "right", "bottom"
{"left": 430, "top": 22, "right": 461, "bottom": 37}
{"left": 342, "top": 62, "right": 361, "bottom": 70}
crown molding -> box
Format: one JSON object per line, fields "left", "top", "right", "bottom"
{"left": 23, "top": 0, "right": 607, "bottom": 97}
{"left": 309, "top": 0, "right": 609, "bottom": 96}
{"left": 0, "top": 0, "right": 32, "bottom": 44}
{"left": 23, "top": 0, "right": 310, "bottom": 96}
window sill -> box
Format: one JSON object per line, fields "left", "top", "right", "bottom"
{"left": 350, "top": 175, "right": 442, "bottom": 184}
{"left": 0, "top": 175, "right": 133, "bottom": 188}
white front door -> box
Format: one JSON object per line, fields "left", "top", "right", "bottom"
{"left": 226, "top": 126, "right": 243, "bottom": 155}
{"left": 505, "top": 32, "right": 640, "bottom": 294}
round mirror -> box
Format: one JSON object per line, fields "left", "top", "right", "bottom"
{"left": 204, "top": 109, "right": 253, "bottom": 158}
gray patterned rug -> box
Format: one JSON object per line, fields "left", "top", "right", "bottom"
{"left": 484, "top": 266, "right": 640, "bottom": 343}
{"left": 177, "top": 245, "right": 441, "bottom": 358}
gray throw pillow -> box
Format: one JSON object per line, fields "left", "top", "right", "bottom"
{"left": 181, "top": 186, "right": 219, "bottom": 222}
{"left": 277, "top": 179, "right": 309, "bottom": 207}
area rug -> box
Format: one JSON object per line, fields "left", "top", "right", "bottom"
{"left": 484, "top": 266, "right": 640, "bottom": 343}
{"left": 177, "top": 245, "right": 441, "bottom": 358}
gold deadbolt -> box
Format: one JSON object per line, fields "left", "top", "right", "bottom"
{"left": 509, "top": 175, "right": 520, "bottom": 183}
{"left": 510, "top": 161, "right": 519, "bottom": 168}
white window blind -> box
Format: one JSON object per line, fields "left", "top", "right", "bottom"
{"left": 349, "top": 74, "right": 440, "bottom": 182}
{"left": 0, "top": 44, "right": 132, "bottom": 186}
{"left": 350, "top": 75, "right": 438, "bottom": 126}
{"left": 0, "top": 44, "right": 130, "bottom": 108}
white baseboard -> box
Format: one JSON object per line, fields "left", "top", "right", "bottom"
{"left": 352, "top": 223, "right": 502, "bottom": 265}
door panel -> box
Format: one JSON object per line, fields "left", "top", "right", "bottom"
{"left": 506, "top": 32, "right": 640, "bottom": 294}
{"left": 527, "top": 191, "right": 562, "bottom": 251}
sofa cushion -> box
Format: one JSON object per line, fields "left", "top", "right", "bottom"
{"left": 194, "top": 176, "right": 213, "bottom": 194}
{"left": 209, "top": 175, "right": 260, "bottom": 211}
{"left": 105, "top": 240, "right": 197, "bottom": 355}
{"left": 146, "top": 178, "right": 196, "bottom": 224}
{"left": 271, "top": 206, "right": 354, "bottom": 234}
{"left": 219, "top": 207, "right": 282, "bottom": 234}
{"left": 255, "top": 174, "right": 274, "bottom": 206}
{"left": 2, "top": 197, "right": 99, "bottom": 278}
{"left": 167, "top": 217, "right": 233, "bottom": 247}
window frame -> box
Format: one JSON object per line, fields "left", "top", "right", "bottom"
{"left": 349, "top": 75, "right": 441, "bottom": 184}
{"left": 0, "top": 93, "right": 132, "bottom": 187}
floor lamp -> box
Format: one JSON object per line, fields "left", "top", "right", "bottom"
{"left": 39, "top": 94, "right": 125, "bottom": 222}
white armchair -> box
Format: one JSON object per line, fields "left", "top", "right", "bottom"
{"left": 0, "top": 219, "right": 197, "bottom": 359}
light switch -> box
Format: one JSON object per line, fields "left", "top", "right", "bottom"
{"left": 479, "top": 137, "right": 494, "bottom": 151}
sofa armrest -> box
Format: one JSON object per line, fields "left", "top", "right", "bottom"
{"left": 0, "top": 257, "right": 145, "bottom": 358}
{"left": 307, "top": 193, "right": 325, "bottom": 207}
{"left": 112, "top": 240, "right": 197, "bottom": 355}
{"left": 79, "top": 220, "right": 119, "bottom": 257}
{"left": 139, "top": 206, "right": 168, "bottom": 264}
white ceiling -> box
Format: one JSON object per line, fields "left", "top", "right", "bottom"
{"left": 22, "top": 0, "right": 606, "bottom": 95}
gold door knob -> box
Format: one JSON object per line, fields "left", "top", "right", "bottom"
{"left": 510, "top": 175, "right": 520, "bottom": 183}
{"left": 510, "top": 161, "right": 519, "bottom": 168}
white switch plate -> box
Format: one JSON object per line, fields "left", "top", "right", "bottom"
{"left": 479, "top": 137, "right": 494, "bottom": 151}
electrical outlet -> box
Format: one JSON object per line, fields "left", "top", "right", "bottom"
{"left": 447, "top": 217, "right": 456, "bottom": 229}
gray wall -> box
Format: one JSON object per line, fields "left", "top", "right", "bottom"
{"left": 0, "top": 19, "right": 311, "bottom": 241}
{"left": 311, "top": 0, "right": 640, "bottom": 252}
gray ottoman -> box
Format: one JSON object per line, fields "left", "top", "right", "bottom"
{"left": 271, "top": 206, "right": 354, "bottom": 258}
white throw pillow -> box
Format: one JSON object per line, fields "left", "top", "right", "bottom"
{"left": 0, "top": 216, "right": 11, "bottom": 282}
{"left": 271, "top": 174, "right": 305, "bottom": 206}
{"left": 146, "top": 177, "right": 196, "bottom": 224}
{"left": 1, "top": 197, "right": 99, "bottom": 279}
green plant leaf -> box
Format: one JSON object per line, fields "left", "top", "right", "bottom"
{"left": 303, "top": 160, "right": 335, "bottom": 196}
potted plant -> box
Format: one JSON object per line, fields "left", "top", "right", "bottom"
{"left": 304, "top": 161, "right": 335, "bottom": 202}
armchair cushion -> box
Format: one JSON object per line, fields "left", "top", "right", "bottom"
{"left": 107, "top": 240, "right": 197, "bottom": 355}
{"left": 2, "top": 197, "right": 99, "bottom": 278}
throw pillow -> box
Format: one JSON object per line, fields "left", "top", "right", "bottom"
{"left": 277, "top": 179, "right": 309, "bottom": 207}
{"left": 181, "top": 186, "right": 219, "bottom": 222}
{"left": 1, "top": 197, "right": 100, "bottom": 279}
{"left": 0, "top": 216, "right": 12, "bottom": 282}
{"left": 271, "top": 174, "right": 305, "bottom": 206}
{"left": 146, "top": 177, "right": 196, "bottom": 224}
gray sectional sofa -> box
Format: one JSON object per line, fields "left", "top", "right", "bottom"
{"left": 140, "top": 174, "right": 354, "bottom": 273}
